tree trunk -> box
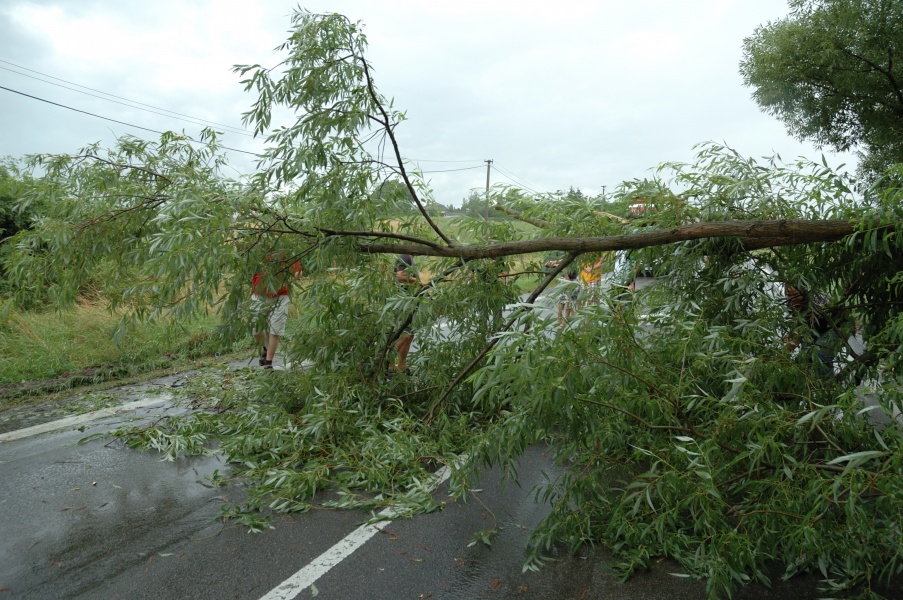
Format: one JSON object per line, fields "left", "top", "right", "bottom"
{"left": 361, "top": 218, "right": 868, "bottom": 259}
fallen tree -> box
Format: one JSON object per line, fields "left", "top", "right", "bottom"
{"left": 5, "top": 10, "right": 903, "bottom": 599}
{"left": 358, "top": 217, "right": 865, "bottom": 257}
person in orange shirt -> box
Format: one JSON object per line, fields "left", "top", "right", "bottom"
{"left": 579, "top": 255, "right": 607, "bottom": 305}
{"left": 251, "top": 255, "right": 302, "bottom": 369}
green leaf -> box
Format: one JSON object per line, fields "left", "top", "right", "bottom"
{"left": 826, "top": 450, "right": 884, "bottom": 466}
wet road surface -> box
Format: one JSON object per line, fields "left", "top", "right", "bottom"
{"left": 2, "top": 407, "right": 862, "bottom": 600}
{"left": 2, "top": 293, "right": 900, "bottom": 599}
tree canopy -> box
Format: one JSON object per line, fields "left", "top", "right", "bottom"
{"left": 0, "top": 160, "right": 44, "bottom": 293}
{"left": 4, "top": 9, "right": 903, "bottom": 599}
{"left": 741, "top": 0, "right": 903, "bottom": 179}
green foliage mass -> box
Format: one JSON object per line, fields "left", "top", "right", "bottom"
{"left": 115, "top": 367, "right": 482, "bottom": 531}
{"left": 473, "top": 152, "right": 903, "bottom": 599}
{"left": 0, "top": 160, "right": 44, "bottom": 292}
{"left": 741, "top": 0, "right": 903, "bottom": 180}
{"left": 0, "top": 161, "right": 34, "bottom": 241}
{"left": 4, "top": 9, "right": 903, "bottom": 599}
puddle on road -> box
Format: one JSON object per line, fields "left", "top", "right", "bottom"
{"left": 2, "top": 444, "right": 235, "bottom": 599}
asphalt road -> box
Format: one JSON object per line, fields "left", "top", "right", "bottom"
{"left": 0, "top": 397, "right": 861, "bottom": 600}
{"left": 1, "top": 288, "right": 899, "bottom": 599}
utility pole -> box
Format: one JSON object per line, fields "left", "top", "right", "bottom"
{"left": 484, "top": 159, "right": 493, "bottom": 220}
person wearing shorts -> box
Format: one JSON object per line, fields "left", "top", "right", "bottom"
{"left": 391, "top": 254, "right": 420, "bottom": 374}
{"left": 557, "top": 267, "right": 579, "bottom": 326}
{"left": 579, "top": 255, "right": 607, "bottom": 305}
{"left": 545, "top": 257, "right": 579, "bottom": 326}
{"left": 251, "top": 256, "right": 302, "bottom": 369}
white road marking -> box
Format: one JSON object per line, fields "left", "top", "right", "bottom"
{"left": 0, "top": 395, "right": 171, "bottom": 443}
{"left": 259, "top": 465, "right": 452, "bottom": 600}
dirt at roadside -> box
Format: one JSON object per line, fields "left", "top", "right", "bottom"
{"left": 0, "top": 364, "right": 133, "bottom": 399}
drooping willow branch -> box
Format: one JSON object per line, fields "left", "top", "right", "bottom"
{"left": 373, "top": 261, "right": 468, "bottom": 380}
{"left": 492, "top": 204, "right": 551, "bottom": 228}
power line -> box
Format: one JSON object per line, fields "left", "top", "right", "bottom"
{"left": 497, "top": 167, "right": 544, "bottom": 196}
{"left": 0, "top": 86, "right": 491, "bottom": 174}
{"left": 3, "top": 84, "right": 166, "bottom": 135}
{"left": 0, "top": 59, "right": 250, "bottom": 135}
{"left": 1, "top": 84, "right": 500, "bottom": 179}
{"left": 407, "top": 157, "right": 484, "bottom": 163}
{"left": 0, "top": 65, "right": 252, "bottom": 136}
{"left": 0, "top": 84, "right": 262, "bottom": 157}
{"left": 491, "top": 164, "right": 545, "bottom": 195}
{"left": 0, "top": 61, "right": 507, "bottom": 182}
{"left": 419, "top": 165, "right": 485, "bottom": 174}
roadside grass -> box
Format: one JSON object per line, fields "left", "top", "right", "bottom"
{"left": 0, "top": 297, "right": 234, "bottom": 391}
{"left": 0, "top": 230, "right": 548, "bottom": 408}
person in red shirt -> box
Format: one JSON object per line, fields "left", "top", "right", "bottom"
{"left": 251, "top": 256, "right": 302, "bottom": 369}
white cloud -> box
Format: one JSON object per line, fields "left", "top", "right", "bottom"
{"left": 0, "top": 0, "right": 855, "bottom": 204}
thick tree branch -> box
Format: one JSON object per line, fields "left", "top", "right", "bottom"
{"left": 317, "top": 227, "right": 446, "bottom": 250}
{"left": 836, "top": 45, "right": 903, "bottom": 114}
{"left": 362, "top": 219, "right": 870, "bottom": 259}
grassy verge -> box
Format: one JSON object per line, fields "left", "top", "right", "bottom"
{"left": 0, "top": 298, "right": 238, "bottom": 405}
{"left": 0, "top": 250, "right": 547, "bottom": 407}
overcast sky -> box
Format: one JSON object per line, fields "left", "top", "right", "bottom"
{"left": 0, "top": 0, "right": 855, "bottom": 206}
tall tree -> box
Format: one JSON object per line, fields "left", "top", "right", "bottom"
{"left": 741, "top": 0, "right": 903, "bottom": 179}
{"left": 5, "top": 10, "right": 903, "bottom": 598}
{"left": 460, "top": 189, "right": 491, "bottom": 219}
{"left": 370, "top": 178, "right": 418, "bottom": 216}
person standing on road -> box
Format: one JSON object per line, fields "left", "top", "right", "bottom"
{"left": 558, "top": 266, "right": 579, "bottom": 326}
{"left": 479, "top": 257, "right": 509, "bottom": 329}
{"left": 579, "top": 254, "right": 607, "bottom": 305}
{"left": 391, "top": 254, "right": 421, "bottom": 374}
{"left": 251, "top": 254, "right": 302, "bottom": 369}
{"left": 784, "top": 283, "right": 838, "bottom": 379}
{"left": 545, "top": 258, "right": 579, "bottom": 326}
